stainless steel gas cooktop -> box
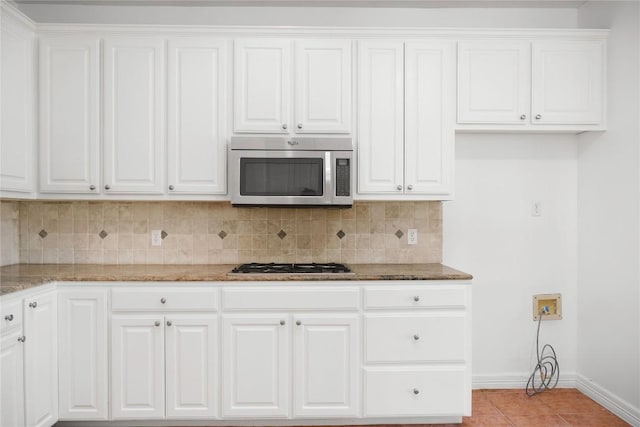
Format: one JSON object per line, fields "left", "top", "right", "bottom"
{"left": 230, "top": 262, "right": 352, "bottom": 274}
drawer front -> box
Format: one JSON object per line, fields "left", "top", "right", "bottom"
{"left": 222, "top": 287, "right": 359, "bottom": 311}
{"left": 1, "top": 299, "right": 23, "bottom": 333}
{"left": 364, "top": 286, "right": 467, "bottom": 309}
{"left": 365, "top": 314, "right": 466, "bottom": 363}
{"left": 364, "top": 367, "right": 467, "bottom": 417}
{"left": 111, "top": 288, "right": 217, "bottom": 312}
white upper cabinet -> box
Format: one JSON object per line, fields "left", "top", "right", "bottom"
{"left": 234, "top": 39, "right": 291, "bottom": 133}
{"left": 167, "top": 38, "right": 227, "bottom": 194}
{"left": 357, "top": 41, "right": 404, "bottom": 194}
{"left": 457, "top": 38, "right": 606, "bottom": 130}
{"left": 531, "top": 40, "right": 604, "bottom": 125}
{"left": 0, "top": 11, "right": 35, "bottom": 195}
{"left": 294, "top": 40, "right": 351, "bottom": 133}
{"left": 234, "top": 38, "right": 351, "bottom": 134}
{"left": 103, "top": 37, "right": 165, "bottom": 194}
{"left": 39, "top": 37, "right": 100, "bottom": 194}
{"left": 457, "top": 40, "right": 530, "bottom": 124}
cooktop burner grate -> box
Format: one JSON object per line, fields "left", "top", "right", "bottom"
{"left": 231, "top": 262, "right": 352, "bottom": 274}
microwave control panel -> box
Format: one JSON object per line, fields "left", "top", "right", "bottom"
{"left": 335, "top": 159, "right": 351, "bottom": 197}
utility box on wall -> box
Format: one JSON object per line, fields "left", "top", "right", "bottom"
{"left": 533, "top": 294, "right": 562, "bottom": 320}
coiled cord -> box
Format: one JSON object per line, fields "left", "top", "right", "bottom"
{"left": 525, "top": 310, "right": 560, "bottom": 396}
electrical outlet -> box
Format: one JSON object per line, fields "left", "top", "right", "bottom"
{"left": 407, "top": 229, "right": 418, "bottom": 245}
{"left": 532, "top": 201, "right": 542, "bottom": 217}
{"left": 151, "top": 230, "right": 163, "bottom": 247}
{"left": 533, "top": 293, "right": 562, "bottom": 320}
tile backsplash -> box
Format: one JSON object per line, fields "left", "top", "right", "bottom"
{"left": 7, "top": 201, "right": 442, "bottom": 265}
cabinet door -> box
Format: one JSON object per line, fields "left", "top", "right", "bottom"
{"left": 294, "top": 39, "right": 351, "bottom": 133}
{"left": 532, "top": 40, "right": 604, "bottom": 125}
{"left": 0, "top": 13, "right": 34, "bottom": 194}
{"left": 293, "top": 314, "right": 358, "bottom": 417}
{"left": 58, "top": 290, "right": 108, "bottom": 420}
{"left": 104, "top": 37, "right": 165, "bottom": 194}
{"left": 357, "top": 41, "right": 404, "bottom": 194}
{"left": 111, "top": 315, "right": 165, "bottom": 419}
{"left": 234, "top": 39, "right": 291, "bottom": 133}
{"left": 24, "top": 291, "right": 58, "bottom": 427}
{"left": 165, "top": 315, "right": 217, "bottom": 418}
{"left": 1, "top": 330, "right": 25, "bottom": 427}
{"left": 405, "top": 42, "right": 455, "bottom": 197}
{"left": 168, "top": 38, "right": 227, "bottom": 194}
{"left": 457, "top": 41, "right": 530, "bottom": 124}
{"left": 222, "top": 315, "right": 289, "bottom": 417}
{"left": 39, "top": 37, "right": 100, "bottom": 194}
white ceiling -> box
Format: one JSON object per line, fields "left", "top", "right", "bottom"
{"left": 10, "top": 0, "right": 589, "bottom": 8}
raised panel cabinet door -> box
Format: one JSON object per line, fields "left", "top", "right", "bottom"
{"left": 111, "top": 315, "right": 165, "bottom": 419}
{"left": 24, "top": 291, "right": 58, "bottom": 427}
{"left": 1, "top": 330, "right": 26, "bottom": 427}
{"left": 222, "top": 315, "right": 289, "bottom": 417}
{"left": 165, "top": 315, "right": 217, "bottom": 418}
{"left": 234, "top": 39, "right": 291, "bottom": 133}
{"left": 168, "top": 38, "right": 227, "bottom": 194}
{"left": 532, "top": 40, "right": 604, "bottom": 124}
{"left": 357, "top": 41, "right": 404, "bottom": 194}
{"left": 457, "top": 40, "right": 531, "bottom": 124}
{"left": 294, "top": 39, "right": 351, "bottom": 133}
{"left": 405, "top": 41, "right": 455, "bottom": 197}
{"left": 293, "top": 314, "right": 359, "bottom": 417}
{"left": 39, "top": 37, "right": 100, "bottom": 194}
{"left": 103, "top": 37, "right": 165, "bottom": 194}
{"left": 57, "top": 290, "right": 108, "bottom": 420}
{"left": 0, "top": 13, "right": 34, "bottom": 193}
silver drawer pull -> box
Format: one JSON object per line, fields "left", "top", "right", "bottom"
{"left": 280, "top": 320, "right": 286, "bottom": 326}
{"left": 413, "top": 296, "right": 420, "bottom": 302}
{"left": 28, "top": 302, "right": 37, "bottom": 309}
{"left": 4, "top": 314, "right": 14, "bottom": 321}
{"left": 160, "top": 298, "right": 166, "bottom": 304}
{"left": 167, "top": 321, "right": 172, "bottom": 327}
{"left": 413, "top": 334, "right": 420, "bottom": 341}
{"left": 413, "top": 388, "right": 420, "bottom": 395}
{"left": 154, "top": 321, "right": 160, "bottom": 327}
{"left": 17, "top": 336, "right": 26, "bottom": 343}
{"left": 296, "top": 320, "right": 302, "bottom": 326}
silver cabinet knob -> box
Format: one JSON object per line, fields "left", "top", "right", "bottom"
{"left": 154, "top": 321, "right": 160, "bottom": 327}
{"left": 413, "top": 296, "right": 420, "bottom": 302}
{"left": 520, "top": 114, "right": 526, "bottom": 120}
{"left": 397, "top": 185, "right": 403, "bottom": 191}
{"left": 89, "top": 185, "right": 96, "bottom": 190}
{"left": 160, "top": 298, "right": 166, "bottom": 304}
{"left": 168, "top": 185, "right": 174, "bottom": 191}
{"left": 104, "top": 185, "right": 111, "bottom": 190}
{"left": 407, "top": 185, "right": 413, "bottom": 190}
{"left": 413, "top": 388, "right": 420, "bottom": 395}
{"left": 17, "top": 336, "right": 26, "bottom": 343}
{"left": 166, "top": 320, "right": 172, "bottom": 326}
{"left": 282, "top": 124, "right": 288, "bottom": 130}
{"left": 4, "top": 314, "right": 14, "bottom": 321}
{"left": 296, "top": 320, "right": 301, "bottom": 326}
{"left": 28, "top": 302, "right": 37, "bottom": 309}
{"left": 535, "top": 114, "right": 542, "bottom": 120}
{"left": 297, "top": 123, "right": 303, "bottom": 129}
{"left": 413, "top": 334, "right": 420, "bottom": 341}
{"left": 280, "top": 320, "right": 286, "bottom": 326}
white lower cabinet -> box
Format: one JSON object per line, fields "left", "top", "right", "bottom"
{"left": 1, "top": 329, "right": 26, "bottom": 427}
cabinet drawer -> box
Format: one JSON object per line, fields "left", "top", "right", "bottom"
{"left": 364, "top": 367, "right": 467, "bottom": 417}
{"left": 1, "top": 300, "right": 23, "bottom": 333}
{"left": 365, "top": 314, "right": 466, "bottom": 363}
{"left": 111, "top": 288, "right": 217, "bottom": 312}
{"left": 364, "top": 286, "right": 467, "bottom": 309}
{"left": 222, "top": 287, "right": 359, "bottom": 310}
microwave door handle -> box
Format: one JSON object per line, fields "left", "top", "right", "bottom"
{"left": 325, "top": 152, "right": 333, "bottom": 203}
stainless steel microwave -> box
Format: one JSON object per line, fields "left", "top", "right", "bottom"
{"left": 228, "top": 137, "right": 353, "bottom": 207}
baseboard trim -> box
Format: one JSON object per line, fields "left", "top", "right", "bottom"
{"left": 472, "top": 372, "right": 577, "bottom": 389}
{"left": 576, "top": 374, "right": 640, "bottom": 426}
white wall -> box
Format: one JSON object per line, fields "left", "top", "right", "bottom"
{"left": 577, "top": 0, "right": 640, "bottom": 418}
{"left": 444, "top": 134, "right": 579, "bottom": 386}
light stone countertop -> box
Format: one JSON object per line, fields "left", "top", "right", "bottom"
{"left": 0, "top": 263, "right": 472, "bottom": 296}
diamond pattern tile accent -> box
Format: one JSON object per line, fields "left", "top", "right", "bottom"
{"left": 277, "top": 230, "right": 287, "bottom": 240}
{"left": 161, "top": 230, "right": 168, "bottom": 240}
{"left": 218, "top": 230, "right": 227, "bottom": 240}
{"left": 38, "top": 229, "right": 48, "bottom": 239}
{"left": 395, "top": 229, "right": 404, "bottom": 239}
{"left": 99, "top": 230, "right": 108, "bottom": 239}
{"left": 336, "top": 230, "right": 346, "bottom": 239}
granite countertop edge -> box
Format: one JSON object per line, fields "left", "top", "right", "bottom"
{"left": 0, "top": 263, "right": 473, "bottom": 297}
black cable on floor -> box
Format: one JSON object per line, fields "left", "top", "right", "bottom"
{"left": 526, "top": 310, "right": 560, "bottom": 396}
